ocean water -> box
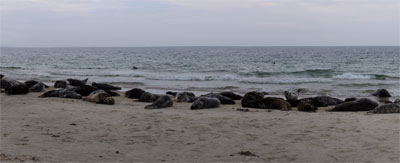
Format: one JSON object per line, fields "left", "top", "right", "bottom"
{"left": 1, "top": 46, "right": 399, "bottom": 97}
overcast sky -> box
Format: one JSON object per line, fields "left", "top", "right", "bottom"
{"left": 0, "top": 0, "right": 399, "bottom": 47}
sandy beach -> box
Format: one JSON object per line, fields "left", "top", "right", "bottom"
{"left": 0, "top": 91, "right": 399, "bottom": 162}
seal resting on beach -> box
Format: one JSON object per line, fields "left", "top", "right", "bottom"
{"left": 345, "top": 97, "right": 357, "bottom": 102}
{"left": 29, "top": 82, "right": 47, "bottom": 92}
{"left": 139, "top": 92, "right": 160, "bottom": 102}
{"left": 166, "top": 91, "right": 178, "bottom": 97}
{"left": 125, "top": 88, "right": 145, "bottom": 99}
{"left": 297, "top": 99, "right": 317, "bottom": 112}
{"left": 4, "top": 80, "right": 29, "bottom": 95}
{"left": 54, "top": 80, "right": 68, "bottom": 88}
{"left": 219, "top": 92, "right": 243, "bottom": 100}
{"left": 256, "top": 97, "right": 292, "bottom": 111}
{"left": 312, "top": 96, "right": 344, "bottom": 107}
{"left": 284, "top": 91, "right": 299, "bottom": 107}
{"left": 371, "top": 89, "right": 391, "bottom": 97}
{"left": 92, "top": 82, "right": 121, "bottom": 90}
{"left": 39, "top": 89, "right": 82, "bottom": 99}
{"left": 191, "top": 97, "right": 220, "bottom": 110}
{"left": 200, "top": 93, "right": 235, "bottom": 104}
{"left": 367, "top": 103, "right": 400, "bottom": 114}
{"left": 24, "top": 80, "right": 39, "bottom": 88}
{"left": 83, "top": 91, "right": 115, "bottom": 105}
{"left": 241, "top": 91, "right": 265, "bottom": 108}
{"left": 145, "top": 95, "right": 173, "bottom": 109}
{"left": 176, "top": 92, "right": 196, "bottom": 102}
{"left": 329, "top": 98, "right": 378, "bottom": 112}
{"left": 67, "top": 78, "right": 88, "bottom": 86}
{"left": 73, "top": 85, "right": 98, "bottom": 96}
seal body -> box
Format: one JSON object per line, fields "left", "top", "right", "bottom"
{"left": 330, "top": 98, "right": 378, "bottom": 112}
{"left": 125, "top": 88, "right": 145, "bottom": 99}
{"left": 3, "top": 80, "right": 29, "bottom": 95}
{"left": 297, "top": 99, "right": 317, "bottom": 112}
{"left": 219, "top": 92, "right": 242, "bottom": 100}
{"left": 83, "top": 92, "right": 115, "bottom": 105}
{"left": 371, "top": 89, "right": 391, "bottom": 97}
{"left": 241, "top": 91, "right": 265, "bottom": 108}
{"left": 29, "top": 82, "right": 46, "bottom": 92}
{"left": 54, "top": 80, "right": 67, "bottom": 88}
{"left": 39, "top": 89, "right": 82, "bottom": 99}
{"left": 368, "top": 103, "right": 400, "bottom": 114}
{"left": 176, "top": 92, "right": 196, "bottom": 102}
{"left": 145, "top": 95, "right": 173, "bottom": 109}
{"left": 200, "top": 93, "right": 235, "bottom": 104}
{"left": 256, "top": 97, "right": 292, "bottom": 111}
{"left": 24, "top": 80, "right": 39, "bottom": 88}
{"left": 92, "top": 82, "right": 121, "bottom": 90}
{"left": 67, "top": 78, "right": 88, "bottom": 86}
{"left": 139, "top": 92, "right": 160, "bottom": 102}
{"left": 191, "top": 97, "right": 220, "bottom": 110}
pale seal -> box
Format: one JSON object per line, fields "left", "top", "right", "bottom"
{"left": 191, "top": 97, "right": 220, "bottom": 110}
{"left": 83, "top": 91, "right": 115, "bottom": 105}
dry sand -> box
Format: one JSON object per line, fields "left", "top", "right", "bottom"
{"left": 0, "top": 91, "right": 399, "bottom": 162}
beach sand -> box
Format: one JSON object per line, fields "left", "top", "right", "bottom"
{"left": 1, "top": 91, "right": 399, "bottom": 162}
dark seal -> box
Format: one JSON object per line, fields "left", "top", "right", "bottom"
{"left": 125, "top": 88, "right": 145, "bottom": 99}
{"left": 191, "top": 97, "right": 220, "bottom": 110}
{"left": 329, "top": 98, "right": 378, "bottom": 112}
{"left": 241, "top": 91, "right": 265, "bottom": 108}
{"left": 176, "top": 92, "right": 196, "bottom": 102}
{"left": 67, "top": 78, "right": 88, "bottom": 86}
{"left": 145, "top": 95, "right": 173, "bottom": 109}
{"left": 39, "top": 89, "right": 82, "bottom": 99}
{"left": 371, "top": 89, "right": 391, "bottom": 97}
{"left": 54, "top": 80, "right": 68, "bottom": 88}
{"left": 92, "top": 82, "right": 121, "bottom": 90}
{"left": 139, "top": 92, "right": 160, "bottom": 102}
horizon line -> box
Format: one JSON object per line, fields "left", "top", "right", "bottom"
{"left": 1, "top": 45, "right": 399, "bottom": 48}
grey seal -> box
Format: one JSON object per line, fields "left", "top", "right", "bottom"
{"left": 329, "top": 98, "right": 378, "bottom": 112}
{"left": 191, "top": 97, "right": 220, "bottom": 110}
{"left": 39, "top": 89, "right": 82, "bottom": 99}
{"left": 125, "top": 88, "right": 145, "bottom": 99}
{"left": 241, "top": 91, "right": 265, "bottom": 108}
{"left": 29, "top": 82, "right": 47, "bottom": 92}
{"left": 200, "top": 93, "right": 235, "bottom": 104}
{"left": 92, "top": 82, "right": 121, "bottom": 90}
{"left": 176, "top": 92, "right": 196, "bottom": 102}
{"left": 371, "top": 89, "right": 391, "bottom": 97}
{"left": 139, "top": 92, "right": 160, "bottom": 102}
{"left": 67, "top": 78, "right": 88, "bottom": 86}
{"left": 54, "top": 80, "right": 68, "bottom": 88}
{"left": 145, "top": 95, "right": 173, "bottom": 109}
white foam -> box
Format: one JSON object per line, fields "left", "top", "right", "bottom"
{"left": 334, "top": 73, "right": 371, "bottom": 80}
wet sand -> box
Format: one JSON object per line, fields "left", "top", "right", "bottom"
{"left": 1, "top": 92, "right": 399, "bottom": 162}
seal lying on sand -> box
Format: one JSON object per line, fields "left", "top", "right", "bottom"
{"left": 24, "top": 80, "right": 39, "bottom": 88}
{"left": 241, "top": 91, "right": 265, "bottom": 108}
{"left": 92, "top": 82, "right": 121, "bottom": 90}
{"left": 219, "top": 92, "right": 242, "bottom": 100}
{"left": 83, "top": 91, "right": 115, "bottom": 105}
{"left": 145, "top": 95, "right": 173, "bottom": 109}
{"left": 39, "top": 89, "right": 82, "bottom": 99}
{"left": 1, "top": 79, "right": 29, "bottom": 95}
{"left": 176, "top": 92, "right": 196, "bottom": 102}
{"left": 139, "top": 92, "right": 160, "bottom": 102}
{"left": 29, "top": 82, "right": 47, "bottom": 92}
{"left": 254, "top": 97, "right": 292, "bottom": 111}
{"left": 67, "top": 78, "right": 88, "bottom": 86}
{"left": 367, "top": 103, "right": 400, "bottom": 114}
{"left": 191, "top": 97, "right": 220, "bottom": 110}
{"left": 312, "top": 96, "right": 344, "bottom": 107}
{"left": 54, "top": 80, "right": 68, "bottom": 88}
{"left": 125, "top": 88, "right": 145, "bottom": 99}
{"left": 200, "top": 93, "right": 235, "bottom": 104}
{"left": 297, "top": 99, "right": 317, "bottom": 112}
{"left": 329, "top": 98, "right": 378, "bottom": 112}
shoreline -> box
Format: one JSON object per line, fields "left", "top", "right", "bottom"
{"left": 1, "top": 90, "right": 399, "bottom": 162}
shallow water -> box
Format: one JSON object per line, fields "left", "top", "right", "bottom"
{"left": 1, "top": 46, "right": 399, "bottom": 97}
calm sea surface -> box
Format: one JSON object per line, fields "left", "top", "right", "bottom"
{"left": 1, "top": 46, "right": 399, "bottom": 97}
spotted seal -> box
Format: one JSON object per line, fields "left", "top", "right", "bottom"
{"left": 191, "top": 97, "right": 220, "bottom": 110}
{"left": 83, "top": 91, "right": 115, "bottom": 105}
{"left": 329, "top": 98, "right": 378, "bottom": 112}
{"left": 176, "top": 92, "right": 196, "bottom": 102}
{"left": 39, "top": 89, "right": 82, "bottom": 99}
{"left": 367, "top": 99, "right": 400, "bottom": 114}
{"left": 67, "top": 78, "right": 88, "bottom": 86}
{"left": 145, "top": 95, "right": 173, "bottom": 109}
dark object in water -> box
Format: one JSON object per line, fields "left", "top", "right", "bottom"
{"left": 132, "top": 66, "right": 138, "bottom": 69}
{"left": 312, "top": 96, "right": 344, "bottom": 107}
{"left": 39, "top": 89, "right": 82, "bottom": 99}
{"left": 125, "top": 88, "right": 145, "bottom": 99}
{"left": 191, "top": 97, "right": 220, "bottom": 110}
{"left": 297, "top": 99, "right": 317, "bottom": 112}
{"left": 145, "top": 95, "right": 173, "bottom": 109}
{"left": 219, "top": 92, "right": 243, "bottom": 100}
{"left": 329, "top": 98, "right": 378, "bottom": 112}
{"left": 371, "top": 89, "right": 391, "bottom": 97}
{"left": 241, "top": 91, "right": 265, "bottom": 108}
{"left": 54, "top": 80, "right": 68, "bottom": 88}
{"left": 67, "top": 78, "right": 88, "bottom": 86}
{"left": 92, "top": 82, "right": 121, "bottom": 90}
{"left": 139, "top": 92, "right": 160, "bottom": 102}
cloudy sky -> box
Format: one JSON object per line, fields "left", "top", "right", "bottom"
{"left": 0, "top": 0, "right": 399, "bottom": 47}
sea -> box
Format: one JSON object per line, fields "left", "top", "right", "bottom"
{"left": 1, "top": 46, "right": 399, "bottom": 98}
